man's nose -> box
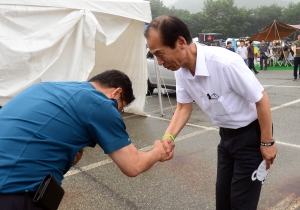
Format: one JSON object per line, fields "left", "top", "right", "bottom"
{"left": 156, "top": 57, "right": 164, "bottom": 65}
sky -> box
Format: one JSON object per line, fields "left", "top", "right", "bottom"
{"left": 162, "top": 0, "right": 175, "bottom": 6}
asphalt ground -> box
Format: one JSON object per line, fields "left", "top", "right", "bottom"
{"left": 60, "top": 70, "right": 300, "bottom": 210}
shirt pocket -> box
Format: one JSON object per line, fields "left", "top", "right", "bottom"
{"left": 209, "top": 96, "right": 232, "bottom": 118}
{"left": 200, "top": 95, "right": 209, "bottom": 110}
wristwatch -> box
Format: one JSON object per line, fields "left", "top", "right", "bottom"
{"left": 260, "top": 140, "right": 275, "bottom": 147}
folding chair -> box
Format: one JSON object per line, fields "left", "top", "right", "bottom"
{"left": 283, "top": 51, "right": 293, "bottom": 66}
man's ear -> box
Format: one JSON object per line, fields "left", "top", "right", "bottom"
{"left": 111, "top": 87, "right": 122, "bottom": 98}
{"left": 177, "top": 36, "right": 187, "bottom": 49}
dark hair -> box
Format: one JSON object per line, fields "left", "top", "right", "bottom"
{"left": 249, "top": 40, "right": 253, "bottom": 44}
{"left": 88, "top": 70, "right": 135, "bottom": 105}
{"left": 227, "top": 41, "right": 232, "bottom": 45}
{"left": 144, "top": 15, "right": 192, "bottom": 49}
{"left": 240, "top": 40, "right": 245, "bottom": 43}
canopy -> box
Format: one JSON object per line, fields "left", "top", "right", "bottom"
{"left": 248, "top": 20, "right": 300, "bottom": 41}
{"left": 0, "top": 0, "right": 151, "bottom": 115}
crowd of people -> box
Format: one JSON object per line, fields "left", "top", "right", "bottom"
{"left": 225, "top": 37, "right": 299, "bottom": 80}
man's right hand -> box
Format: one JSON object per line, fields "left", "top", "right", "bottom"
{"left": 153, "top": 140, "right": 169, "bottom": 161}
{"left": 160, "top": 137, "right": 175, "bottom": 161}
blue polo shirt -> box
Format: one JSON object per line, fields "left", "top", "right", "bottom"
{"left": 0, "top": 82, "right": 131, "bottom": 193}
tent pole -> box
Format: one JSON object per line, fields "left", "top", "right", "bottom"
{"left": 275, "top": 20, "right": 276, "bottom": 40}
{"left": 154, "top": 56, "right": 164, "bottom": 116}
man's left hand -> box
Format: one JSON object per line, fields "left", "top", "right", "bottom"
{"left": 160, "top": 137, "right": 175, "bottom": 162}
{"left": 72, "top": 148, "right": 84, "bottom": 166}
{"left": 260, "top": 144, "right": 277, "bottom": 170}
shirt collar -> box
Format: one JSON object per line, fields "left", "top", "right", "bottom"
{"left": 181, "top": 43, "right": 209, "bottom": 79}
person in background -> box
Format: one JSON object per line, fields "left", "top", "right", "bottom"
{"left": 0, "top": 70, "right": 172, "bottom": 209}
{"left": 289, "top": 43, "right": 294, "bottom": 57}
{"left": 236, "top": 40, "right": 248, "bottom": 66}
{"left": 258, "top": 40, "right": 270, "bottom": 70}
{"left": 145, "top": 15, "right": 276, "bottom": 210}
{"left": 293, "top": 35, "right": 300, "bottom": 80}
{"left": 248, "top": 41, "right": 259, "bottom": 74}
{"left": 226, "top": 41, "right": 235, "bottom": 52}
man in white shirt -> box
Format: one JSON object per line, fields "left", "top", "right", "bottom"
{"left": 236, "top": 40, "right": 248, "bottom": 66}
{"left": 145, "top": 15, "right": 277, "bottom": 210}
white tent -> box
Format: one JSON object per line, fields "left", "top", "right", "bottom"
{"left": 0, "top": 0, "right": 151, "bottom": 115}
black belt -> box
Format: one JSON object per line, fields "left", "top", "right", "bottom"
{"left": 222, "top": 119, "right": 258, "bottom": 137}
{"left": 0, "top": 192, "right": 38, "bottom": 210}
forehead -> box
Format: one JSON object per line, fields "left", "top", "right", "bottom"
{"left": 146, "top": 29, "right": 165, "bottom": 52}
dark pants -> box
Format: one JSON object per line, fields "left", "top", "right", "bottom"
{"left": 259, "top": 54, "right": 268, "bottom": 70}
{"left": 248, "top": 58, "right": 258, "bottom": 73}
{"left": 294, "top": 57, "right": 300, "bottom": 78}
{"left": 216, "top": 120, "right": 263, "bottom": 210}
{"left": 0, "top": 193, "right": 44, "bottom": 210}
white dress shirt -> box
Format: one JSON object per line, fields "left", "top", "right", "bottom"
{"left": 175, "top": 44, "right": 264, "bottom": 129}
{"left": 236, "top": 46, "right": 248, "bottom": 60}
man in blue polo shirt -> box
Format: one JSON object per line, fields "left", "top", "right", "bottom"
{"left": 0, "top": 70, "right": 172, "bottom": 209}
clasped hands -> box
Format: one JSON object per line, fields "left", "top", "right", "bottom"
{"left": 153, "top": 137, "right": 175, "bottom": 162}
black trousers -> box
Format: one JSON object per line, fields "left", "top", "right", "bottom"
{"left": 0, "top": 193, "right": 44, "bottom": 210}
{"left": 294, "top": 57, "right": 300, "bottom": 78}
{"left": 259, "top": 54, "right": 268, "bottom": 70}
{"left": 216, "top": 120, "right": 263, "bottom": 210}
{"left": 248, "top": 58, "right": 258, "bottom": 73}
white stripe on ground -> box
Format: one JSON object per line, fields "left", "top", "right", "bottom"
{"left": 65, "top": 130, "right": 212, "bottom": 177}
{"left": 271, "top": 99, "right": 300, "bottom": 111}
{"left": 263, "top": 85, "right": 300, "bottom": 88}
{"left": 276, "top": 141, "right": 300, "bottom": 149}
{"left": 65, "top": 97, "right": 300, "bottom": 178}
{"left": 147, "top": 115, "right": 219, "bottom": 131}
{"left": 65, "top": 132, "right": 300, "bottom": 178}
{"left": 149, "top": 106, "right": 175, "bottom": 113}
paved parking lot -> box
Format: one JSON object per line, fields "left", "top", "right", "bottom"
{"left": 60, "top": 70, "right": 300, "bottom": 210}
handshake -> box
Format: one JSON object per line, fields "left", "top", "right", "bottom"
{"left": 153, "top": 135, "right": 175, "bottom": 162}
{"left": 71, "top": 134, "right": 176, "bottom": 178}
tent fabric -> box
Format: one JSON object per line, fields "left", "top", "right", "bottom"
{"left": 0, "top": 0, "right": 151, "bottom": 115}
{"left": 289, "top": 24, "right": 300, "bottom": 30}
{"left": 248, "top": 21, "right": 300, "bottom": 41}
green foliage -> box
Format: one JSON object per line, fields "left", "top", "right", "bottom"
{"left": 251, "top": 4, "right": 284, "bottom": 32}
{"left": 281, "top": 2, "right": 300, "bottom": 25}
{"left": 149, "top": 0, "right": 299, "bottom": 39}
{"left": 202, "top": 0, "right": 251, "bottom": 38}
{"left": 149, "top": 0, "right": 170, "bottom": 18}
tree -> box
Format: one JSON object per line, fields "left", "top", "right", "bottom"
{"left": 187, "top": 13, "right": 206, "bottom": 38}
{"left": 202, "top": 0, "right": 251, "bottom": 38}
{"left": 149, "top": 0, "right": 204, "bottom": 38}
{"left": 149, "top": 0, "right": 170, "bottom": 18}
{"left": 281, "top": 2, "right": 300, "bottom": 25}
{"left": 251, "top": 4, "right": 284, "bottom": 34}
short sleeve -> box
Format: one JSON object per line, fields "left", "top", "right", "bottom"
{"left": 87, "top": 101, "right": 131, "bottom": 154}
{"left": 175, "top": 71, "right": 194, "bottom": 104}
{"left": 224, "top": 60, "right": 264, "bottom": 103}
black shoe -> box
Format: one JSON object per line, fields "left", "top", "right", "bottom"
{"left": 293, "top": 78, "right": 297, "bottom": 81}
